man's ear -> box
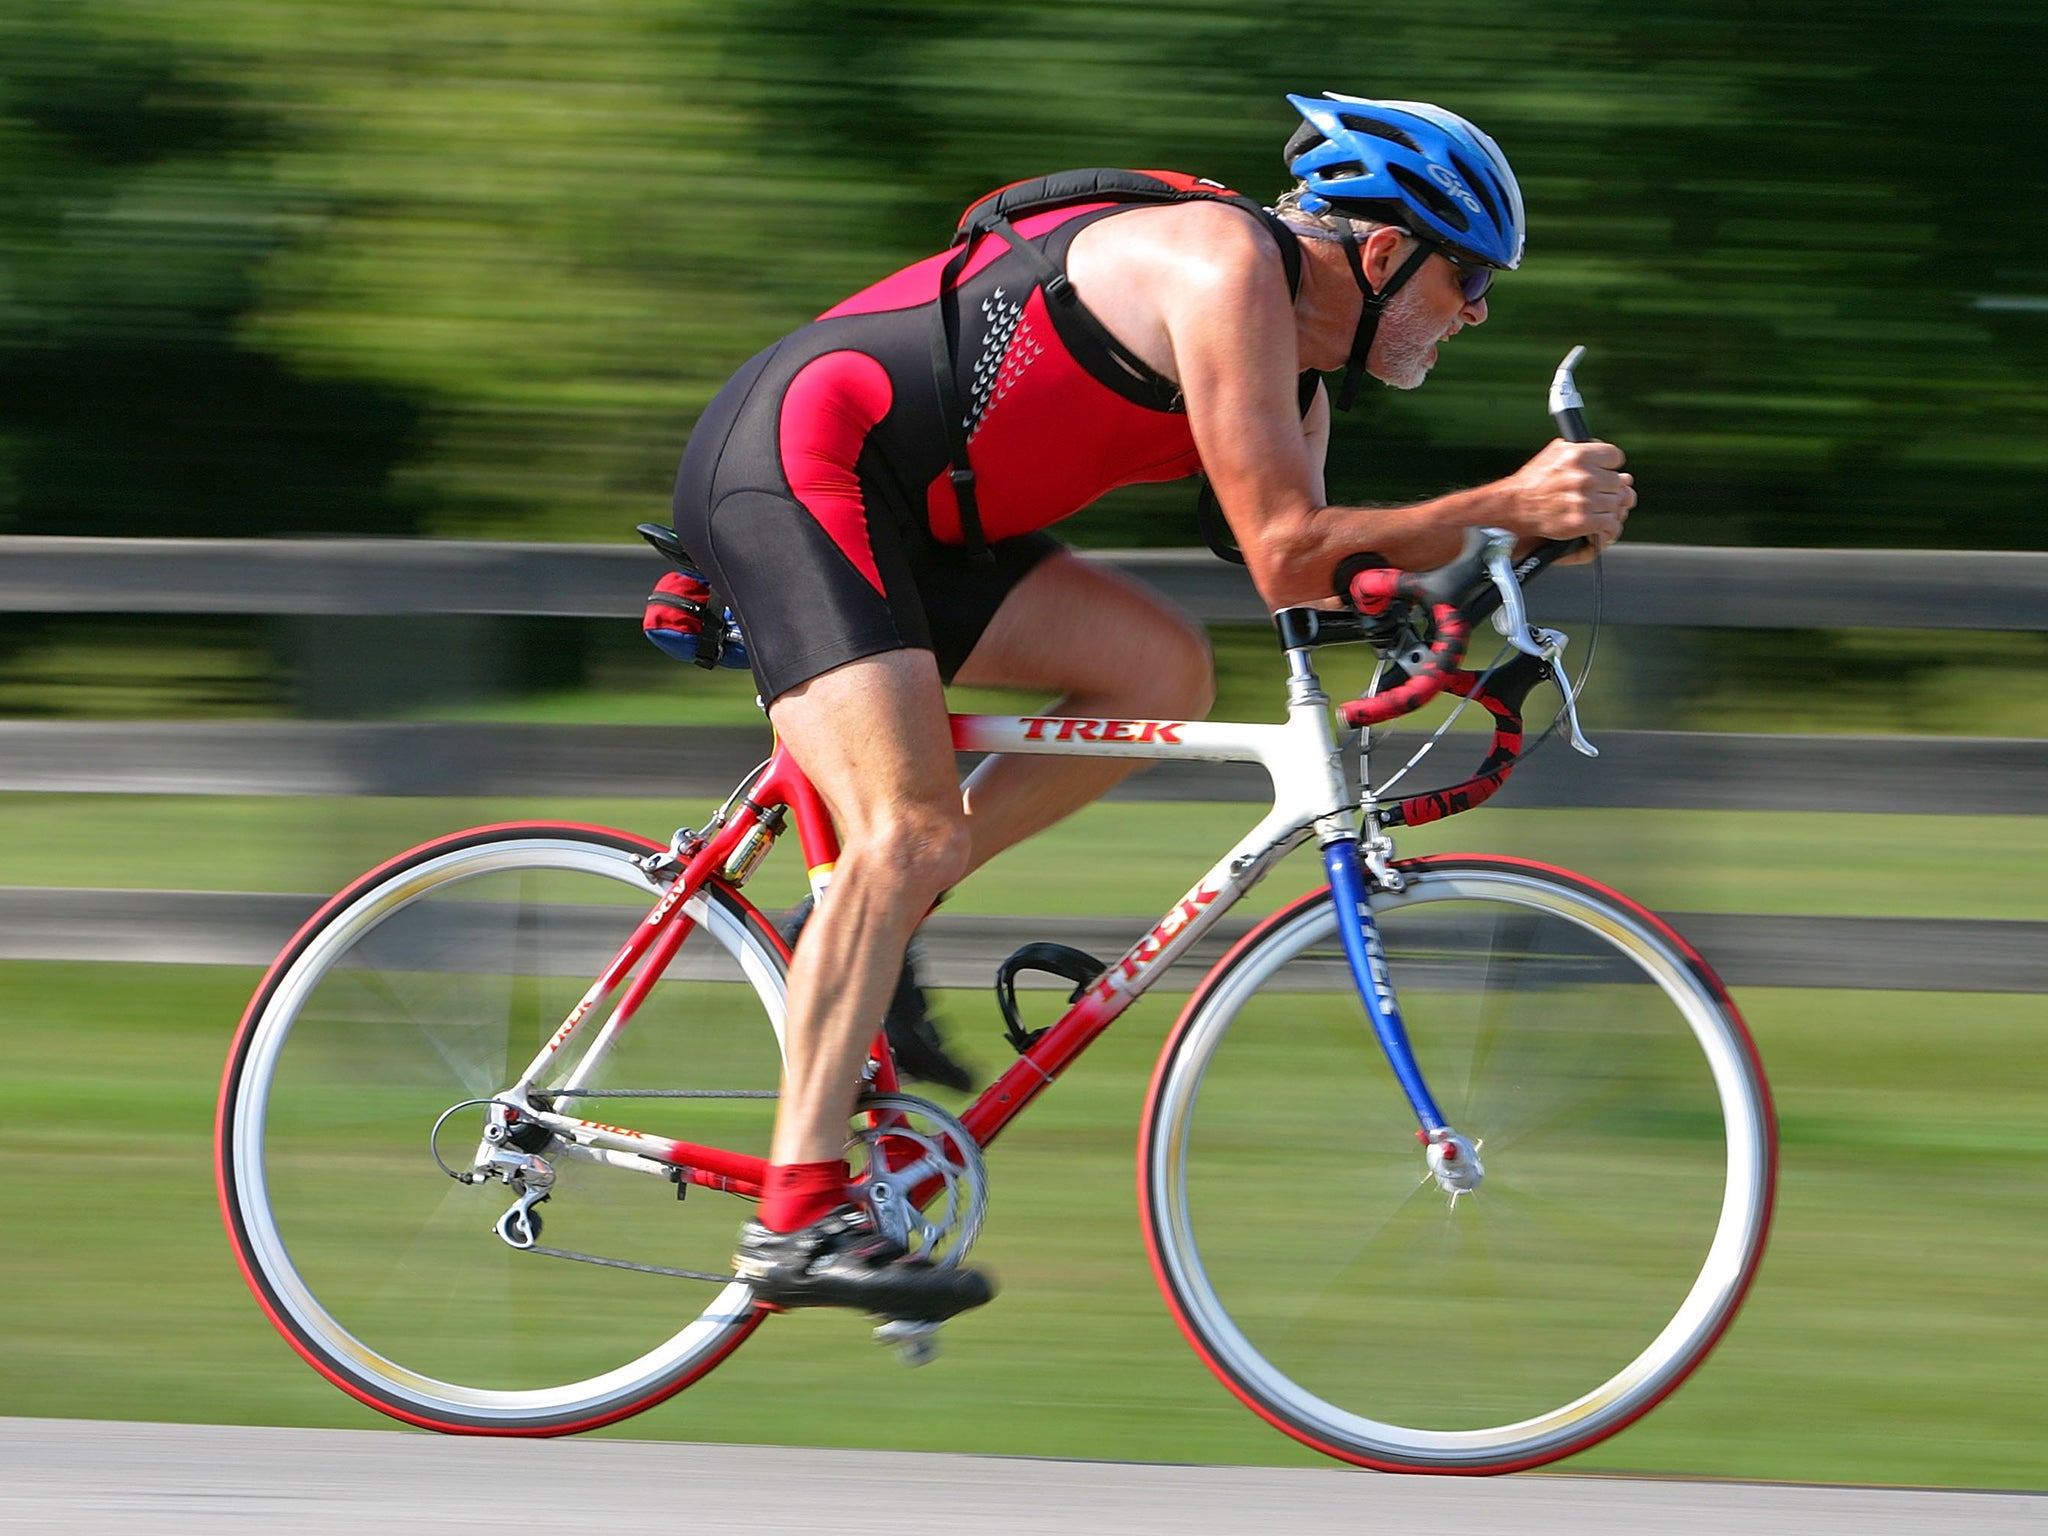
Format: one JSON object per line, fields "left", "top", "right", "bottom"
{"left": 1361, "top": 226, "right": 1414, "bottom": 290}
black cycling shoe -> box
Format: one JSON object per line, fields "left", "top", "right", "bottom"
{"left": 779, "top": 895, "right": 976, "bottom": 1093}
{"left": 733, "top": 1207, "right": 995, "bottom": 1321}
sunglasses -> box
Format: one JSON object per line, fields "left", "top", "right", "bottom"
{"left": 1309, "top": 218, "right": 1498, "bottom": 305}
{"left": 1431, "top": 244, "right": 1495, "bottom": 304}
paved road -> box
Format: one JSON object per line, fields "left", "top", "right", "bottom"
{"left": 0, "top": 1418, "right": 2038, "bottom": 1535}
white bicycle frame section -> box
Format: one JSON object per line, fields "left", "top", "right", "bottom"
{"left": 485, "top": 638, "right": 1460, "bottom": 1178}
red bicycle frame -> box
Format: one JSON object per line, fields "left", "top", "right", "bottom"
{"left": 494, "top": 685, "right": 1371, "bottom": 1194}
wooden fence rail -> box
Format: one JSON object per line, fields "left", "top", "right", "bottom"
{"left": 3, "top": 536, "right": 2040, "bottom": 812}
{"left": 3, "top": 537, "right": 2046, "bottom": 629}
{"left": 2, "top": 538, "right": 2040, "bottom": 991}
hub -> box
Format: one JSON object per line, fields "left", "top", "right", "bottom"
{"left": 1424, "top": 1129, "right": 1485, "bottom": 1200}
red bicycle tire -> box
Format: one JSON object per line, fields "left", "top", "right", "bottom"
{"left": 216, "top": 821, "right": 786, "bottom": 1435}
{"left": 1137, "top": 854, "right": 1777, "bottom": 1473}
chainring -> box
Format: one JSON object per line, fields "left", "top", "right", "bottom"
{"left": 847, "top": 1092, "right": 988, "bottom": 1268}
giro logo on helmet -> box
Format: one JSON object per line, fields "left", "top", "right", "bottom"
{"left": 1427, "top": 162, "right": 1484, "bottom": 215}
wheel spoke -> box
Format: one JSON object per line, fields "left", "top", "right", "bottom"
{"left": 1445, "top": 907, "right": 1540, "bottom": 1123}
{"left": 1150, "top": 862, "right": 1771, "bottom": 1470}
{"left": 223, "top": 829, "right": 785, "bottom": 1431}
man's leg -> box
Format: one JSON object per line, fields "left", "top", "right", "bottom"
{"left": 953, "top": 551, "right": 1217, "bottom": 874}
{"left": 772, "top": 552, "right": 1216, "bottom": 1103}
{"left": 764, "top": 649, "right": 968, "bottom": 1167}
{"left": 733, "top": 648, "right": 992, "bottom": 1319}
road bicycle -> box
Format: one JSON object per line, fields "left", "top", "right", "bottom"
{"left": 216, "top": 354, "right": 1775, "bottom": 1473}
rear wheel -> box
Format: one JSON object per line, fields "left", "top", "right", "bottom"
{"left": 1141, "top": 855, "right": 1775, "bottom": 1472}
{"left": 217, "top": 824, "right": 788, "bottom": 1434}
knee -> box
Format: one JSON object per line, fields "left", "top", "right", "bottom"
{"left": 844, "top": 804, "right": 971, "bottom": 903}
{"left": 1141, "top": 612, "right": 1217, "bottom": 720}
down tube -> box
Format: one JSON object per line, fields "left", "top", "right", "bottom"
{"left": 1322, "top": 838, "right": 1448, "bottom": 1136}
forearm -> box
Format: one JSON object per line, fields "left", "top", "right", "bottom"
{"left": 1243, "top": 482, "right": 1517, "bottom": 609}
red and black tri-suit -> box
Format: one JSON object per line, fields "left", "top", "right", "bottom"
{"left": 671, "top": 183, "right": 1303, "bottom": 703}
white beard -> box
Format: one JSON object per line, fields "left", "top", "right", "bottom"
{"left": 1367, "top": 282, "right": 1445, "bottom": 391}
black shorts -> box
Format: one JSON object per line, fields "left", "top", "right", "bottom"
{"left": 672, "top": 331, "right": 1059, "bottom": 705}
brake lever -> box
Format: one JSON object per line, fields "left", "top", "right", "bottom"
{"left": 1530, "top": 627, "right": 1599, "bottom": 757}
{"left": 1481, "top": 533, "right": 1548, "bottom": 658}
{"left": 1472, "top": 537, "right": 1597, "bottom": 756}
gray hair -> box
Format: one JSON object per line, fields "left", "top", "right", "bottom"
{"left": 1270, "top": 183, "right": 1410, "bottom": 246}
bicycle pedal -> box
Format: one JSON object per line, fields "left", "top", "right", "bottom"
{"left": 873, "top": 1317, "right": 942, "bottom": 1367}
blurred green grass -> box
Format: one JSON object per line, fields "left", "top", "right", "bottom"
{"left": 4, "top": 794, "right": 2044, "bottom": 924}
{"left": 1, "top": 960, "right": 2041, "bottom": 1485}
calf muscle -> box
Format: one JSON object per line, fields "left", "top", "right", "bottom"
{"left": 765, "top": 652, "right": 969, "bottom": 1165}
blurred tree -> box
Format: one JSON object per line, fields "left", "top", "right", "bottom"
{"left": 0, "top": 0, "right": 2040, "bottom": 548}
{"left": 0, "top": 0, "right": 422, "bottom": 537}
{"left": 699, "top": 0, "right": 2047, "bottom": 549}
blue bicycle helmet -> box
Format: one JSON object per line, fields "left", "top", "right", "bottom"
{"left": 1284, "top": 92, "right": 1525, "bottom": 270}
{"left": 1282, "top": 93, "right": 1525, "bottom": 408}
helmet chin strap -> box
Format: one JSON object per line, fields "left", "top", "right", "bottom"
{"left": 1332, "top": 224, "right": 1433, "bottom": 410}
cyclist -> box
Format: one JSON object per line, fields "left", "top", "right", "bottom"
{"left": 668, "top": 92, "right": 1635, "bottom": 1321}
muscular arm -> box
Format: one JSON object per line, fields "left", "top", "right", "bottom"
{"left": 1301, "top": 378, "right": 1329, "bottom": 508}
{"left": 1158, "top": 208, "right": 1623, "bottom": 609}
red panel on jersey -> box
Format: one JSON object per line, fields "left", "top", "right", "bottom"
{"left": 923, "top": 287, "right": 1201, "bottom": 544}
{"left": 817, "top": 204, "right": 1118, "bottom": 320}
{"left": 778, "top": 350, "right": 894, "bottom": 594}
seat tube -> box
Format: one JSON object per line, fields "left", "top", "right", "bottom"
{"left": 1322, "top": 836, "right": 1448, "bottom": 1136}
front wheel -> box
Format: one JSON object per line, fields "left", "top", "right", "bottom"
{"left": 217, "top": 823, "right": 789, "bottom": 1435}
{"left": 1140, "top": 855, "right": 1775, "bottom": 1473}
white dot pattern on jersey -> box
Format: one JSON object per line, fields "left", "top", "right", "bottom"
{"left": 965, "top": 287, "right": 1045, "bottom": 441}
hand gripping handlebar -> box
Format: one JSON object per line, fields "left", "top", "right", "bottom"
{"left": 1333, "top": 347, "right": 1601, "bottom": 814}
{"left": 1338, "top": 345, "right": 1597, "bottom": 726}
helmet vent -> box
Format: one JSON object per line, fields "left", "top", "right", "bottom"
{"left": 1339, "top": 115, "right": 1423, "bottom": 154}
{"left": 1387, "top": 164, "right": 1470, "bottom": 232}
{"left": 1282, "top": 91, "right": 1523, "bottom": 267}
{"left": 1449, "top": 152, "right": 1503, "bottom": 227}
{"left": 1283, "top": 122, "right": 1326, "bottom": 165}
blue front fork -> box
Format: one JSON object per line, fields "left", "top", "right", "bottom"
{"left": 1323, "top": 838, "right": 1448, "bottom": 1137}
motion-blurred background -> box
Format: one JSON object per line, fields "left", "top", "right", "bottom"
{"left": 2, "top": 0, "right": 2042, "bottom": 1487}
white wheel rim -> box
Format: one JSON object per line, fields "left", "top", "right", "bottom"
{"left": 1149, "top": 866, "right": 1771, "bottom": 1467}
{"left": 229, "top": 836, "right": 785, "bottom": 1425}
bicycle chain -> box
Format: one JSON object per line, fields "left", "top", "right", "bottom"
{"left": 520, "top": 1243, "right": 739, "bottom": 1285}
{"left": 531, "top": 1088, "right": 779, "bottom": 1101}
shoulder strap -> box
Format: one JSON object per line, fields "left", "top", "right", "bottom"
{"left": 932, "top": 211, "right": 1122, "bottom": 558}
{"left": 954, "top": 168, "right": 1301, "bottom": 296}
{"left": 933, "top": 170, "right": 1303, "bottom": 559}
{"left": 956, "top": 168, "right": 1237, "bottom": 235}
{"left": 929, "top": 235, "right": 992, "bottom": 560}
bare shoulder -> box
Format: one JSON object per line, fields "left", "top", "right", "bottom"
{"left": 1071, "top": 200, "right": 1285, "bottom": 297}
{"left": 1064, "top": 199, "right": 1291, "bottom": 383}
